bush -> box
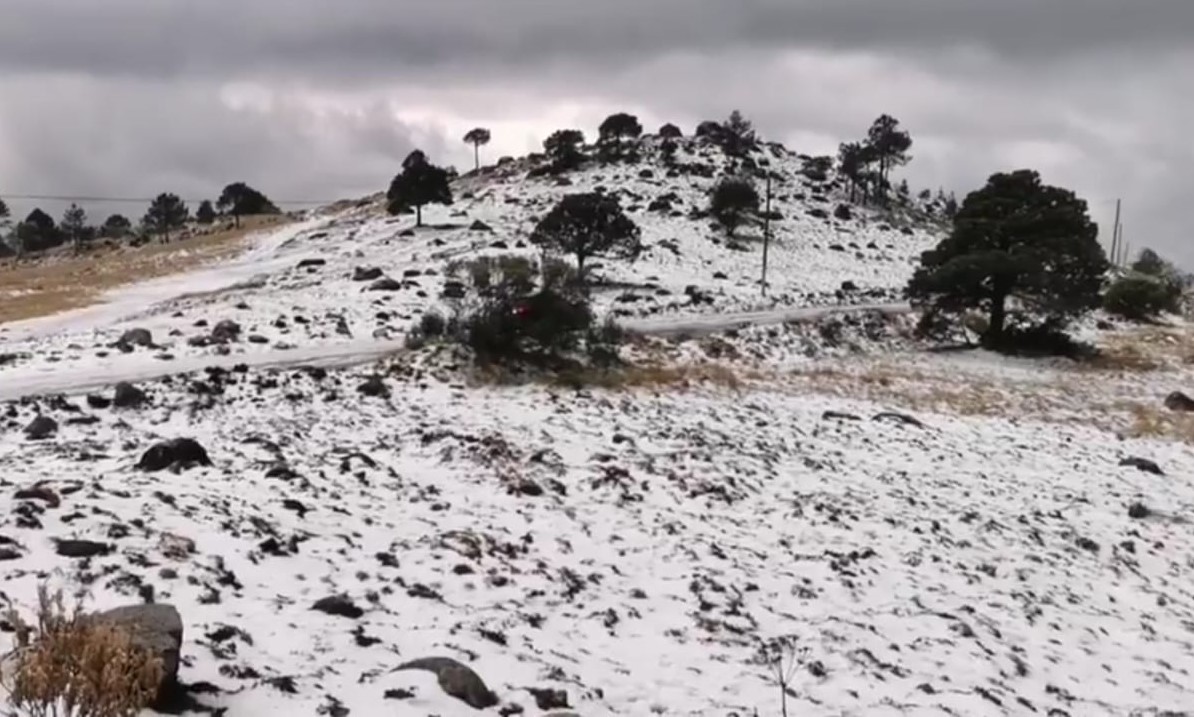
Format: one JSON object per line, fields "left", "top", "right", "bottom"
{"left": 990, "top": 318, "right": 1094, "bottom": 358}
{"left": 1, "top": 586, "right": 165, "bottom": 717}
{"left": 1104, "top": 274, "right": 1182, "bottom": 321}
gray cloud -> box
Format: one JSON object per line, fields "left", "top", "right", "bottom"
{"left": 0, "top": 1, "right": 1189, "bottom": 267}
{"left": 0, "top": 1, "right": 1190, "bottom": 82}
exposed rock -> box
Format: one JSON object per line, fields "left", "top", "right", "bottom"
{"left": 24, "top": 415, "right": 58, "bottom": 440}
{"left": 113, "top": 381, "right": 147, "bottom": 408}
{"left": 88, "top": 604, "right": 183, "bottom": 708}
{"left": 311, "top": 595, "right": 364, "bottom": 619}
{"left": 297, "top": 258, "right": 326, "bottom": 269}
{"left": 1164, "top": 391, "right": 1194, "bottom": 412}
{"left": 211, "top": 320, "right": 242, "bottom": 343}
{"left": 873, "top": 411, "right": 925, "bottom": 428}
{"left": 136, "top": 438, "right": 213, "bottom": 472}
{"left": 86, "top": 394, "right": 112, "bottom": 409}
{"left": 1120, "top": 456, "right": 1164, "bottom": 476}
{"left": 1128, "top": 502, "right": 1151, "bottom": 519}
{"left": 54, "top": 539, "right": 113, "bottom": 558}
{"left": 119, "top": 327, "right": 154, "bottom": 348}
{"left": 368, "top": 277, "right": 403, "bottom": 292}
{"left": 358, "top": 375, "right": 390, "bottom": 398}
{"left": 529, "top": 687, "right": 570, "bottom": 710}
{"left": 353, "top": 266, "right": 384, "bottom": 282}
{"left": 469, "top": 219, "right": 494, "bottom": 232}
{"left": 393, "top": 657, "right": 498, "bottom": 710}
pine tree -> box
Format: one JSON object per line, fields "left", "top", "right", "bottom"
{"left": 529, "top": 192, "right": 642, "bottom": 286}
{"left": 463, "top": 128, "right": 492, "bottom": 172}
{"left": 142, "top": 193, "right": 189, "bottom": 242}
{"left": 196, "top": 200, "right": 217, "bottom": 225}
{"left": 217, "top": 182, "right": 278, "bottom": 228}
{"left": 386, "top": 150, "right": 453, "bottom": 226}
{"left": 60, "top": 203, "right": 88, "bottom": 252}
{"left": 709, "top": 177, "right": 760, "bottom": 237}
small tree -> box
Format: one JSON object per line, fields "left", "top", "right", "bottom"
{"left": 16, "top": 208, "right": 59, "bottom": 254}
{"left": 837, "top": 142, "right": 865, "bottom": 202}
{"left": 709, "top": 177, "right": 760, "bottom": 237}
{"left": 60, "top": 203, "right": 88, "bottom": 252}
{"left": 386, "top": 150, "right": 453, "bottom": 227}
{"left": 217, "top": 182, "right": 279, "bottom": 228}
{"left": 597, "top": 113, "right": 643, "bottom": 163}
{"left": 543, "top": 129, "right": 586, "bottom": 172}
{"left": 720, "top": 110, "right": 757, "bottom": 158}
{"left": 463, "top": 127, "right": 492, "bottom": 172}
{"left": 907, "top": 169, "right": 1108, "bottom": 350}
{"left": 529, "top": 192, "right": 642, "bottom": 285}
{"left": 142, "top": 193, "right": 189, "bottom": 242}
{"left": 100, "top": 214, "right": 132, "bottom": 239}
{"left": 866, "top": 114, "right": 913, "bottom": 205}
{"left": 195, "top": 200, "right": 217, "bottom": 225}
{"left": 0, "top": 197, "right": 8, "bottom": 224}
{"left": 1104, "top": 274, "right": 1183, "bottom": 322}
{"left": 694, "top": 120, "right": 723, "bottom": 143}
{"left": 660, "top": 137, "right": 679, "bottom": 167}
{"left": 1130, "top": 248, "right": 1172, "bottom": 278}
{"left": 658, "top": 123, "right": 683, "bottom": 139}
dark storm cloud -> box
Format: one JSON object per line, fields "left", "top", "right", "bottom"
{"left": 0, "top": 0, "right": 1190, "bottom": 81}
{"left": 0, "top": 76, "right": 435, "bottom": 221}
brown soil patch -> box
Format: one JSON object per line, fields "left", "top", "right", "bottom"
{"left": 0, "top": 215, "right": 290, "bottom": 325}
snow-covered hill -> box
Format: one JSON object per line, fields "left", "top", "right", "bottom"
{"left": 4, "top": 138, "right": 1194, "bottom": 717}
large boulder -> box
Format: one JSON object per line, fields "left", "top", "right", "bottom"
{"left": 113, "top": 382, "right": 147, "bottom": 408}
{"left": 24, "top": 415, "right": 58, "bottom": 440}
{"left": 393, "top": 657, "right": 498, "bottom": 709}
{"left": 136, "top": 438, "right": 212, "bottom": 472}
{"left": 118, "top": 327, "right": 154, "bottom": 348}
{"left": 88, "top": 604, "right": 183, "bottom": 708}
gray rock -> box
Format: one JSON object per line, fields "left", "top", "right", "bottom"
{"left": 119, "top": 327, "right": 154, "bottom": 348}
{"left": 88, "top": 604, "right": 183, "bottom": 707}
{"left": 393, "top": 656, "right": 498, "bottom": 709}
{"left": 113, "top": 381, "right": 147, "bottom": 408}
{"left": 1164, "top": 391, "right": 1194, "bottom": 412}
{"left": 210, "top": 320, "right": 242, "bottom": 343}
{"left": 24, "top": 415, "right": 58, "bottom": 440}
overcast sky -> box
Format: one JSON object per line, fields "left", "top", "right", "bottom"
{"left": 0, "top": 1, "right": 1189, "bottom": 264}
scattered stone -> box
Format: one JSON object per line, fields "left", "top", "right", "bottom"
{"left": 529, "top": 687, "right": 570, "bottom": 711}
{"left": 1128, "top": 502, "right": 1151, "bottom": 519}
{"left": 14, "top": 485, "right": 60, "bottom": 508}
{"left": 89, "top": 604, "right": 183, "bottom": 708}
{"left": 54, "top": 539, "right": 113, "bottom": 558}
{"left": 368, "top": 277, "right": 403, "bottom": 292}
{"left": 1120, "top": 456, "right": 1164, "bottom": 476}
{"left": 136, "top": 438, "right": 213, "bottom": 472}
{"left": 873, "top": 411, "right": 925, "bottom": 428}
{"left": 113, "top": 381, "right": 147, "bottom": 408}
{"left": 297, "top": 258, "right": 326, "bottom": 269}
{"left": 353, "top": 266, "right": 384, "bottom": 282}
{"left": 822, "top": 410, "right": 862, "bottom": 422}
{"left": 312, "top": 595, "right": 364, "bottom": 619}
{"left": 86, "top": 394, "right": 112, "bottom": 409}
{"left": 119, "top": 327, "right": 154, "bottom": 348}
{"left": 358, "top": 375, "right": 390, "bottom": 397}
{"left": 24, "top": 415, "right": 58, "bottom": 440}
{"left": 393, "top": 657, "right": 498, "bottom": 710}
{"left": 469, "top": 219, "right": 493, "bottom": 232}
{"left": 1164, "top": 391, "right": 1194, "bottom": 412}
{"left": 211, "top": 320, "right": 242, "bottom": 343}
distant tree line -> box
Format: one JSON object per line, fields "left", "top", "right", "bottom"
{"left": 0, "top": 182, "right": 281, "bottom": 258}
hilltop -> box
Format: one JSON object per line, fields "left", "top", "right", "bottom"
{"left": 2, "top": 131, "right": 1194, "bottom": 717}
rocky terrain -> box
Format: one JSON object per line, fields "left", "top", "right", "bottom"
{"left": 2, "top": 138, "right": 1193, "bottom": 716}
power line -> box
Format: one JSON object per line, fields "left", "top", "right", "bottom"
{"left": 0, "top": 192, "right": 347, "bottom": 206}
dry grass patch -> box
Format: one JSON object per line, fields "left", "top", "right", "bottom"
{"left": 1, "top": 586, "right": 164, "bottom": 717}
{"left": 1114, "top": 402, "right": 1194, "bottom": 443}
{"left": 0, "top": 215, "right": 289, "bottom": 325}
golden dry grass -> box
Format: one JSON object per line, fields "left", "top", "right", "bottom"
{"left": 1, "top": 585, "right": 163, "bottom": 717}
{"left": 0, "top": 215, "right": 289, "bottom": 325}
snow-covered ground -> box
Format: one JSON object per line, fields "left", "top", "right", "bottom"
{"left": 4, "top": 139, "right": 1194, "bottom": 716}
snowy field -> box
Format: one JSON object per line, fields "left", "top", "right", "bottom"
{"left": 3, "top": 141, "right": 1194, "bottom": 716}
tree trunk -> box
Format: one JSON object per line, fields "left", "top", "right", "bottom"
{"left": 985, "top": 293, "right": 1007, "bottom": 347}
{"left": 473, "top": 143, "right": 480, "bottom": 172}
{"left": 415, "top": 205, "right": 422, "bottom": 227}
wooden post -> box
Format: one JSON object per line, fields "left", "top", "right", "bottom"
{"left": 1110, "top": 198, "right": 1121, "bottom": 267}
{"left": 761, "top": 172, "right": 773, "bottom": 295}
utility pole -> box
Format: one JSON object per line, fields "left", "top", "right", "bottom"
{"left": 1110, "top": 198, "right": 1121, "bottom": 268}
{"left": 760, "top": 172, "right": 773, "bottom": 295}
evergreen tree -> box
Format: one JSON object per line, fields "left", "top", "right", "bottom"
{"left": 658, "top": 123, "right": 683, "bottom": 139}
{"left": 720, "top": 110, "right": 757, "bottom": 158}
{"left": 1130, "top": 248, "right": 1172, "bottom": 278}
{"left": 142, "top": 193, "right": 189, "bottom": 242}
{"left": 543, "top": 129, "right": 586, "bottom": 172}
{"left": 60, "top": 203, "right": 88, "bottom": 251}
{"left": 196, "top": 200, "right": 217, "bottom": 225}
{"left": 837, "top": 142, "right": 865, "bottom": 202}
{"left": 907, "top": 169, "right": 1108, "bottom": 349}
{"left": 865, "top": 114, "right": 913, "bottom": 205}
{"left": 463, "top": 127, "right": 492, "bottom": 172}
{"left": 217, "top": 182, "right": 279, "bottom": 228}
{"left": 709, "top": 177, "right": 760, "bottom": 237}
{"left": 101, "top": 214, "right": 132, "bottom": 238}
{"left": 597, "top": 113, "right": 644, "bottom": 163}
{"left": 529, "top": 192, "right": 642, "bottom": 286}
{"left": 386, "top": 150, "right": 454, "bottom": 226}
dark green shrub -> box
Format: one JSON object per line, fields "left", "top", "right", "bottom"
{"left": 1104, "top": 274, "right": 1182, "bottom": 321}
